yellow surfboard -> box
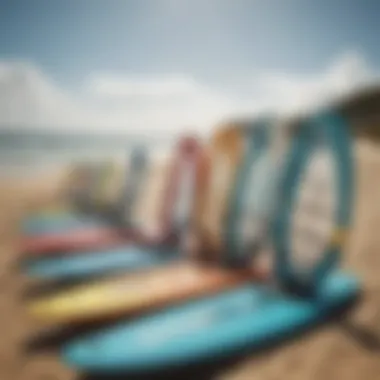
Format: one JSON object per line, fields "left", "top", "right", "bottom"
{"left": 29, "top": 262, "right": 263, "bottom": 324}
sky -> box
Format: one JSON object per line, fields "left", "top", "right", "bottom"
{"left": 0, "top": 0, "right": 379, "bottom": 135}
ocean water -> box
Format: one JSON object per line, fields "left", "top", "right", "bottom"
{"left": 0, "top": 128, "right": 174, "bottom": 178}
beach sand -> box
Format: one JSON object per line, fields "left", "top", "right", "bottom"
{"left": 1, "top": 140, "right": 380, "bottom": 380}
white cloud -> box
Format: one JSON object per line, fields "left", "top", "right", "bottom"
{"left": 0, "top": 51, "right": 377, "bottom": 137}
{"left": 0, "top": 61, "right": 92, "bottom": 129}
{"left": 256, "top": 51, "right": 377, "bottom": 116}
{"left": 86, "top": 73, "right": 201, "bottom": 98}
{"left": 83, "top": 73, "right": 238, "bottom": 136}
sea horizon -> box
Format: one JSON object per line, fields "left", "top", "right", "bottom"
{"left": 0, "top": 126, "right": 178, "bottom": 178}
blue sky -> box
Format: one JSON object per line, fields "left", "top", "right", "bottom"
{"left": 1, "top": 0, "right": 379, "bottom": 82}
{"left": 0, "top": 0, "right": 378, "bottom": 133}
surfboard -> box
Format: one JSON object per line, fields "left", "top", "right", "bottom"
{"left": 61, "top": 112, "right": 360, "bottom": 374}
{"left": 62, "top": 271, "right": 359, "bottom": 373}
{"left": 29, "top": 262, "right": 266, "bottom": 324}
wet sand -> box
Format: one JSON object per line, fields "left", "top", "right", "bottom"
{"left": 1, "top": 141, "right": 380, "bottom": 380}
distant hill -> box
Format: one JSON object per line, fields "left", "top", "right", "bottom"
{"left": 334, "top": 85, "right": 380, "bottom": 141}
{"left": 284, "top": 86, "right": 380, "bottom": 142}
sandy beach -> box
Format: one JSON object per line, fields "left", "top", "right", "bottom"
{"left": 0, "top": 139, "right": 380, "bottom": 380}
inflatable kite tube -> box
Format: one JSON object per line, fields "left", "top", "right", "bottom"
{"left": 61, "top": 112, "right": 360, "bottom": 374}
{"left": 62, "top": 272, "right": 359, "bottom": 374}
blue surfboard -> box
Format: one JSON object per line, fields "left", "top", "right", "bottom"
{"left": 25, "top": 244, "right": 179, "bottom": 280}
{"left": 23, "top": 214, "right": 111, "bottom": 236}
{"left": 62, "top": 271, "right": 359, "bottom": 373}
